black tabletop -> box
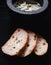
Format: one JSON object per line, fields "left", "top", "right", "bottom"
{"left": 0, "top": 0, "right": 51, "bottom": 65}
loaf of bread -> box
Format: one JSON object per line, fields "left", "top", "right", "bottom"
{"left": 1, "top": 28, "right": 28, "bottom": 56}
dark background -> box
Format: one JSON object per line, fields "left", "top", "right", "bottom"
{"left": 0, "top": 0, "right": 51, "bottom": 65}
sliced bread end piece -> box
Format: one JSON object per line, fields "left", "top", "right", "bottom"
{"left": 34, "top": 36, "right": 48, "bottom": 56}
{"left": 1, "top": 28, "right": 28, "bottom": 56}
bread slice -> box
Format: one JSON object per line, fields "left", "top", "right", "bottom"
{"left": 20, "top": 31, "right": 37, "bottom": 57}
{"left": 34, "top": 36, "right": 48, "bottom": 56}
{"left": 1, "top": 28, "right": 28, "bottom": 56}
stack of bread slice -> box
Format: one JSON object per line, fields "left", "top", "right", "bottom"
{"left": 1, "top": 28, "right": 48, "bottom": 57}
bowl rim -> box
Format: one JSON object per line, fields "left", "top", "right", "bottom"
{"left": 7, "top": 0, "right": 48, "bottom": 15}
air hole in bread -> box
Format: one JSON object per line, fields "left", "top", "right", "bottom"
{"left": 27, "top": 44, "right": 29, "bottom": 47}
{"left": 14, "top": 38, "right": 18, "bottom": 42}
{"left": 43, "top": 43, "right": 45, "bottom": 45}
{"left": 13, "top": 47, "right": 15, "bottom": 49}
{"left": 16, "top": 40, "right": 20, "bottom": 44}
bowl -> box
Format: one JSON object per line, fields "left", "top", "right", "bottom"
{"left": 7, "top": 0, "right": 49, "bottom": 15}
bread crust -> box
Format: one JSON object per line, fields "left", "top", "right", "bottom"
{"left": 1, "top": 28, "right": 28, "bottom": 56}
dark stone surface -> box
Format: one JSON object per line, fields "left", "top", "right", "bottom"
{"left": 0, "top": 0, "right": 51, "bottom": 65}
